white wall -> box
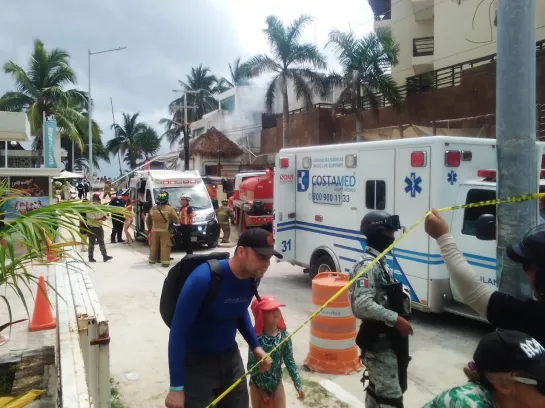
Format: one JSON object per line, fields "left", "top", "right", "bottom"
{"left": 390, "top": 0, "right": 434, "bottom": 86}
{"left": 272, "top": 80, "right": 344, "bottom": 113}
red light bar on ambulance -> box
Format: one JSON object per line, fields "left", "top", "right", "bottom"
{"left": 445, "top": 151, "right": 461, "bottom": 167}
{"left": 411, "top": 151, "right": 427, "bottom": 167}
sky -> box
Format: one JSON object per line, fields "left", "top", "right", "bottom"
{"left": 0, "top": 0, "right": 374, "bottom": 178}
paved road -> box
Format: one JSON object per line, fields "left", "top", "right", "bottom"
{"left": 87, "top": 233, "right": 491, "bottom": 407}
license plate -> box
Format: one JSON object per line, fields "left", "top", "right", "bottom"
{"left": 191, "top": 236, "right": 198, "bottom": 242}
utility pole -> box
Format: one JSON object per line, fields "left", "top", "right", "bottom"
{"left": 496, "top": 0, "right": 537, "bottom": 299}
{"left": 183, "top": 91, "right": 189, "bottom": 171}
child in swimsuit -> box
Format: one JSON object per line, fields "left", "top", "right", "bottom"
{"left": 248, "top": 296, "right": 304, "bottom": 408}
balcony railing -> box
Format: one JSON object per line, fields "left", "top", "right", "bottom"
{"left": 413, "top": 36, "right": 434, "bottom": 57}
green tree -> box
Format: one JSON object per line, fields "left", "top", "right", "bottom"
{"left": 178, "top": 64, "right": 220, "bottom": 120}
{"left": 158, "top": 100, "right": 185, "bottom": 149}
{"left": 247, "top": 14, "right": 330, "bottom": 147}
{"left": 0, "top": 39, "right": 96, "bottom": 163}
{"left": 326, "top": 27, "right": 403, "bottom": 141}
{"left": 217, "top": 58, "right": 252, "bottom": 90}
{"left": 134, "top": 126, "right": 161, "bottom": 160}
{"left": 107, "top": 112, "right": 147, "bottom": 170}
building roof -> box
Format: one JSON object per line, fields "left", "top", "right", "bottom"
{"left": 189, "top": 127, "right": 243, "bottom": 158}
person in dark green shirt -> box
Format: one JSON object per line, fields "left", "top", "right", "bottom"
{"left": 248, "top": 296, "right": 304, "bottom": 407}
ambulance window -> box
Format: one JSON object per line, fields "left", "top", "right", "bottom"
{"left": 462, "top": 189, "right": 496, "bottom": 236}
{"left": 366, "top": 180, "right": 386, "bottom": 210}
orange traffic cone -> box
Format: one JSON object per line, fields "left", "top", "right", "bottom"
{"left": 28, "top": 276, "right": 56, "bottom": 332}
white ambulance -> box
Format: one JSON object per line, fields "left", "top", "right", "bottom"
{"left": 274, "top": 136, "right": 545, "bottom": 317}
{"left": 129, "top": 170, "right": 220, "bottom": 247}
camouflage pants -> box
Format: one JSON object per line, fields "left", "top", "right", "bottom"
{"left": 363, "top": 337, "right": 403, "bottom": 408}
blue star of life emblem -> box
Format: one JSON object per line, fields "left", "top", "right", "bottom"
{"left": 404, "top": 173, "right": 422, "bottom": 198}
{"left": 447, "top": 170, "right": 457, "bottom": 185}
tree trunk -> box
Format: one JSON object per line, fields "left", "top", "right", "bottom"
{"left": 355, "top": 112, "right": 364, "bottom": 142}
{"left": 282, "top": 78, "right": 289, "bottom": 148}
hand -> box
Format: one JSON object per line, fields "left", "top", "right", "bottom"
{"left": 424, "top": 209, "right": 450, "bottom": 240}
{"left": 297, "top": 389, "right": 305, "bottom": 400}
{"left": 165, "top": 390, "right": 184, "bottom": 408}
{"left": 252, "top": 347, "right": 272, "bottom": 372}
{"left": 395, "top": 316, "right": 413, "bottom": 337}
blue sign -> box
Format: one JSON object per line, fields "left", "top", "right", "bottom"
{"left": 44, "top": 120, "right": 57, "bottom": 168}
{"left": 447, "top": 171, "right": 457, "bottom": 185}
{"left": 297, "top": 170, "right": 309, "bottom": 192}
{"left": 404, "top": 173, "right": 422, "bottom": 198}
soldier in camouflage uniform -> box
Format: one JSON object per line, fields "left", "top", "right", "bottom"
{"left": 348, "top": 211, "right": 413, "bottom": 408}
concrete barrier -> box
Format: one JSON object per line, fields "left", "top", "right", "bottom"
{"left": 56, "top": 250, "right": 110, "bottom": 407}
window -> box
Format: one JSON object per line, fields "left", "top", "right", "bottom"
{"left": 366, "top": 180, "right": 386, "bottom": 210}
{"left": 462, "top": 189, "right": 496, "bottom": 236}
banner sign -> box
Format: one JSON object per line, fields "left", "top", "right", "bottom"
{"left": 44, "top": 120, "right": 57, "bottom": 168}
{"left": 5, "top": 177, "right": 50, "bottom": 221}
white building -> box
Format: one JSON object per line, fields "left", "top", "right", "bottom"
{"left": 369, "top": 0, "right": 545, "bottom": 86}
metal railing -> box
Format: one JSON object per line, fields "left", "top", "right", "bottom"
{"left": 413, "top": 36, "right": 434, "bottom": 57}
{"left": 356, "top": 39, "right": 545, "bottom": 110}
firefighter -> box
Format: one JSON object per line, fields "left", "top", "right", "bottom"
{"left": 349, "top": 211, "right": 412, "bottom": 408}
{"left": 216, "top": 198, "right": 234, "bottom": 243}
{"left": 146, "top": 191, "right": 178, "bottom": 267}
{"left": 179, "top": 194, "right": 194, "bottom": 254}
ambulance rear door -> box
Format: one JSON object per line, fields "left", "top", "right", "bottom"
{"left": 274, "top": 154, "right": 297, "bottom": 261}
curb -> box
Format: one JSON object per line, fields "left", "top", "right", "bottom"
{"left": 314, "top": 378, "right": 365, "bottom": 408}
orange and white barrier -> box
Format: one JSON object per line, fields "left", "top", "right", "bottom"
{"left": 304, "top": 272, "right": 362, "bottom": 375}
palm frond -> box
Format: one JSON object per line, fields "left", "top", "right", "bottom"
{"left": 264, "top": 76, "right": 279, "bottom": 113}
{"left": 247, "top": 54, "right": 282, "bottom": 77}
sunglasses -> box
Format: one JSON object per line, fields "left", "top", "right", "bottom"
{"left": 513, "top": 376, "right": 545, "bottom": 395}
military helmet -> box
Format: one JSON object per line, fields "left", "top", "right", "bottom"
{"left": 360, "top": 211, "right": 401, "bottom": 237}
{"left": 157, "top": 190, "right": 169, "bottom": 204}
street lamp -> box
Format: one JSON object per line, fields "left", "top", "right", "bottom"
{"left": 88, "top": 46, "right": 126, "bottom": 190}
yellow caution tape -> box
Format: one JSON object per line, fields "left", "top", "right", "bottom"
{"left": 206, "top": 192, "right": 545, "bottom": 407}
{"left": 0, "top": 390, "right": 46, "bottom": 408}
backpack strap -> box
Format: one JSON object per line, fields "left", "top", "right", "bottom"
{"left": 250, "top": 278, "right": 261, "bottom": 302}
{"left": 203, "top": 259, "right": 223, "bottom": 306}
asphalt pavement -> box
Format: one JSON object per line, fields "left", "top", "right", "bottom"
{"left": 86, "top": 227, "right": 491, "bottom": 408}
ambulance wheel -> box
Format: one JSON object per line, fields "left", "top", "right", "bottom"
{"left": 310, "top": 254, "right": 336, "bottom": 281}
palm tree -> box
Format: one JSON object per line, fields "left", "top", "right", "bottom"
{"left": 178, "top": 64, "right": 220, "bottom": 120}
{"left": 107, "top": 112, "right": 147, "bottom": 170}
{"left": 326, "top": 27, "right": 403, "bottom": 142}
{"left": 158, "top": 101, "right": 185, "bottom": 149}
{"left": 134, "top": 126, "right": 161, "bottom": 160}
{"left": 247, "top": 14, "right": 330, "bottom": 147}
{"left": 0, "top": 39, "right": 94, "bottom": 162}
{"left": 218, "top": 58, "right": 252, "bottom": 89}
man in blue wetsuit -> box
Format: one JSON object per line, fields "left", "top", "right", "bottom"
{"left": 165, "top": 228, "right": 282, "bottom": 408}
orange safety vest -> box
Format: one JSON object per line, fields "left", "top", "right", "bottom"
{"left": 179, "top": 205, "right": 193, "bottom": 225}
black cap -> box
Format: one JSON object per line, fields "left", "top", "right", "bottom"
{"left": 237, "top": 228, "right": 283, "bottom": 259}
{"left": 474, "top": 330, "right": 545, "bottom": 381}
{"left": 506, "top": 227, "right": 545, "bottom": 267}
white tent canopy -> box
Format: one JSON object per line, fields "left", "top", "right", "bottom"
{"left": 53, "top": 171, "right": 84, "bottom": 179}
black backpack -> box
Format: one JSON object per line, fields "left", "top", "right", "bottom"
{"left": 159, "top": 252, "right": 261, "bottom": 328}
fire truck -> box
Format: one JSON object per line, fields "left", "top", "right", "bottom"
{"left": 230, "top": 170, "right": 273, "bottom": 232}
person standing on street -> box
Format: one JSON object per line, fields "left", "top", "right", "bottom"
{"left": 103, "top": 180, "right": 112, "bottom": 199}
{"left": 123, "top": 198, "right": 134, "bottom": 245}
{"left": 165, "top": 228, "right": 281, "bottom": 408}
{"left": 76, "top": 180, "right": 85, "bottom": 200}
{"left": 86, "top": 193, "right": 113, "bottom": 263}
{"left": 109, "top": 189, "right": 126, "bottom": 243}
{"left": 84, "top": 180, "right": 90, "bottom": 199}
{"left": 147, "top": 191, "right": 178, "bottom": 267}
{"left": 349, "top": 211, "right": 412, "bottom": 408}
{"left": 216, "top": 198, "right": 234, "bottom": 243}
{"left": 425, "top": 209, "right": 545, "bottom": 344}
{"left": 179, "top": 194, "right": 194, "bottom": 255}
